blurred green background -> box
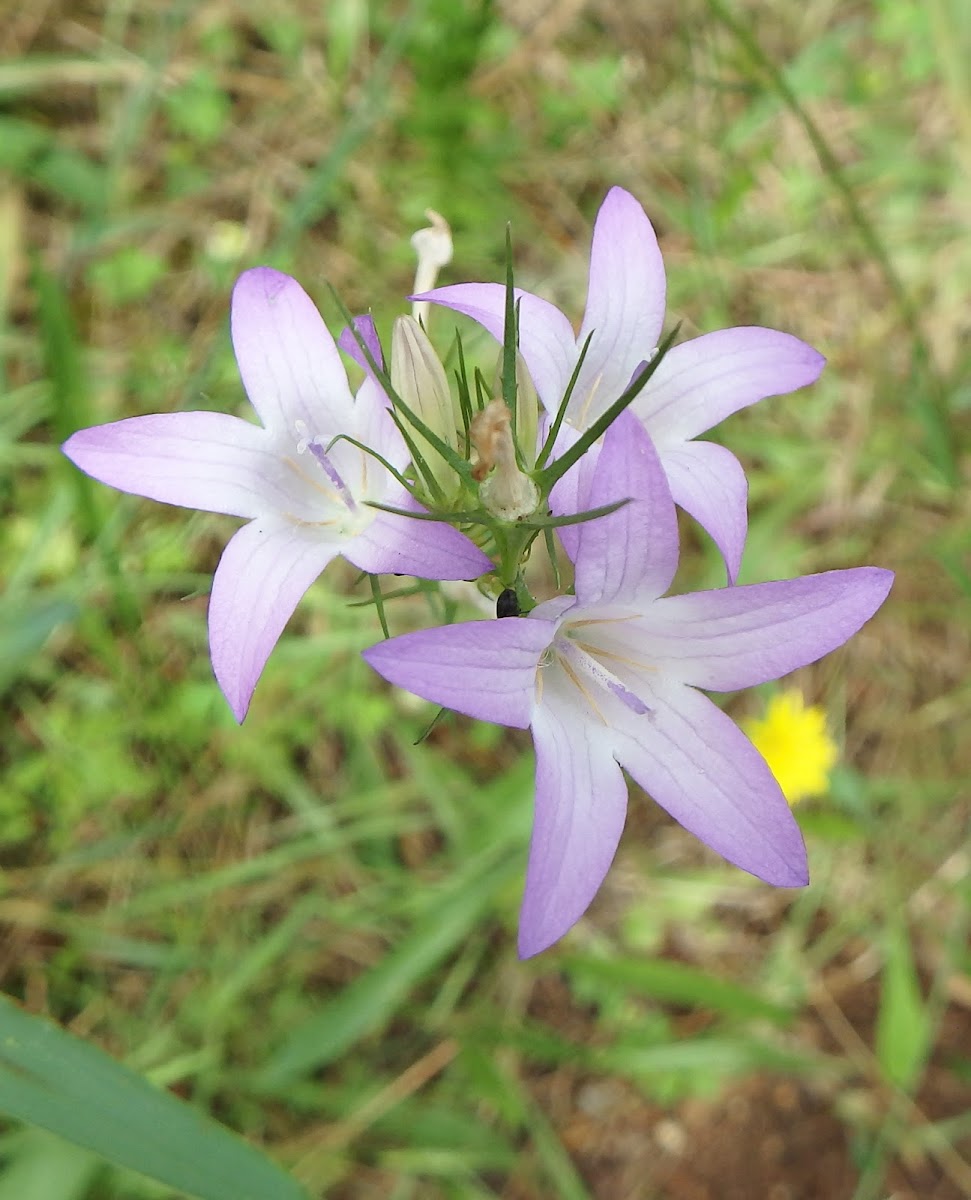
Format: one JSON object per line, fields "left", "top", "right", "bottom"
{"left": 2, "top": 0, "right": 970, "bottom": 1196}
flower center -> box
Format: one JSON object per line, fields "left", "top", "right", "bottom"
{"left": 293, "top": 420, "right": 359, "bottom": 515}
{"left": 539, "top": 617, "right": 653, "bottom": 723}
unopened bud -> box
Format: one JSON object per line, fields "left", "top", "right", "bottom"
{"left": 391, "top": 315, "right": 458, "bottom": 496}
{"left": 470, "top": 400, "right": 540, "bottom": 521}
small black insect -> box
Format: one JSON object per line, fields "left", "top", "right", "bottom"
{"left": 496, "top": 587, "right": 521, "bottom": 618}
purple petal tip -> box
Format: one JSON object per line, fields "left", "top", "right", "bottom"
{"left": 235, "top": 265, "right": 292, "bottom": 302}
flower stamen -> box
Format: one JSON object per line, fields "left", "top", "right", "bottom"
{"left": 574, "top": 369, "right": 604, "bottom": 429}
{"left": 557, "top": 637, "right": 651, "bottom": 720}
{"left": 558, "top": 652, "right": 608, "bottom": 725}
{"left": 572, "top": 638, "right": 656, "bottom": 676}
{"left": 294, "top": 421, "right": 358, "bottom": 513}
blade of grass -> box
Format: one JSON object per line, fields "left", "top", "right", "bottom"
{"left": 875, "top": 918, "right": 931, "bottom": 1092}
{"left": 255, "top": 845, "right": 522, "bottom": 1088}
{"left": 0, "top": 996, "right": 307, "bottom": 1200}
{"left": 31, "top": 258, "right": 96, "bottom": 536}
{"left": 0, "top": 596, "right": 78, "bottom": 696}
{"left": 563, "top": 954, "right": 793, "bottom": 1024}
{"left": 0, "top": 181, "right": 23, "bottom": 392}
{"left": 276, "top": 1, "right": 426, "bottom": 248}
{"left": 256, "top": 759, "right": 532, "bottom": 1087}
{"left": 32, "top": 258, "right": 140, "bottom": 629}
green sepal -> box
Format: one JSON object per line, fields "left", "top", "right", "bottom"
{"left": 368, "top": 574, "right": 391, "bottom": 639}
{"left": 500, "top": 229, "right": 519, "bottom": 437}
{"left": 535, "top": 323, "right": 681, "bottom": 492}
{"left": 511, "top": 498, "right": 629, "bottom": 532}
{"left": 414, "top": 706, "right": 449, "bottom": 745}
{"left": 534, "top": 331, "right": 594, "bottom": 472}
{"left": 364, "top": 500, "right": 492, "bottom": 526}
{"left": 453, "top": 334, "right": 474, "bottom": 446}
{"left": 324, "top": 432, "right": 414, "bottom": 494}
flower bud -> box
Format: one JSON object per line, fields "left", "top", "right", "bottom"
{"left": 391, "top": 315, "right": 459, "bottom": 497}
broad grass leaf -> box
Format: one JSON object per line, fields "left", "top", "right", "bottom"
{"left": 875, "top": 918, "right": 931, "bottom": 1091}
{"left": 0, "top": 996, "right": 306, "bottom": 1200}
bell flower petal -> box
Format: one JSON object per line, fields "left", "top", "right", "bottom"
{"left": 337, "top": 314, "right": 384, "bottom": 374}
{"left": 346, "top": 490, "right": 493, "bottom": 580}
{"left": 520, "top": 697, "right": 629, "bottom": 958}
{"left": 62, "top": 412, "right": 277, "bottom": 519}
{"left": 543, "top": 422, "right": 585, "bottom": 561}
{"left": 363, "top": 618, "right": 556, "bottom": 729}
{"left": 348, "top": 375, "right": 412, "bottom": 477}
{"left": 572, "top": 185, "right": 666, "bottom": 429}
{"left": 572, "top": 414, "right": 679, "bottom": 607}
{"left": 231, "top": 267, "right": 357, "bottom": 436}
{"left": 638, "top": 326, "right": 826, "bottom": 445}
{"left": 637, "top": 568, "right": 895, "bottom": 692}
{"left": 610, "top": 677, "right": 807, "bottom": 886}
{"left": 661, "top": 440, "right": 749, "bottom": 583}
{"left": 210, "top": 516, "right": 344, "bottom": 722}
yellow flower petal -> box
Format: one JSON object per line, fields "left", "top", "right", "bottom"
{"left": 742, "top": 690, "right": 838, "bottom": 805}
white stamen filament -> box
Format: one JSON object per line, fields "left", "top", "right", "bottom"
{"left": 575, "top": 370, "right": 604, "bottom": 429}
{"left": 572, "top": 637, "right": 657, "bottom": 677}
{"left": 558, "top": 651, "right": 607, "bottom": 724}
{"left": 556, "top": 633, "right": 651, "bottom": 720}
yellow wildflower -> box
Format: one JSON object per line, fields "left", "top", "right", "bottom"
{"left": 742, "top": 690, "right": 838, "bottom": 805}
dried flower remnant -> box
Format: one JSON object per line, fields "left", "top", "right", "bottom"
{"left": 410, "top": 208, "right": 452, "bottom": 326}
{"left": 470, "top": 400, "right": 540, "bottom": 520}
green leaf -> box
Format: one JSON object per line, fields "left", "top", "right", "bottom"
{"left": 875, "top": 918, "right": 931, "bottom": 1091}
{"left": 163, "top": 68, "right": 231, "bottom": 145}
{"left": 0, "top": 117, "right": 106, "bottom": 212}
{"left": 88, "top": 245, "right": 168, "bottom": 305}
{"left": 0, "top": 995, "right": 307, "bottom": 1200}
{"left": 0, "top": 596, "right": 77, "bottom": 696}
{"left": 594, "top": 1036, "right": 815, "bottom": 1078}
{"left": 563, "top": 954, "right": 793, "bottom": 1023}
